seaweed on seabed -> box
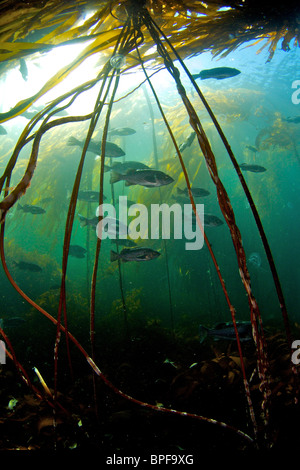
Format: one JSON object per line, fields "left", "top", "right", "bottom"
{"left": 0, "top": 0, "right": 298, "bottom": 452}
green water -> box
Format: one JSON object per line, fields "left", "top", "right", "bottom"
{"left": 0, "top": 34, "right": 299, "bottom": 453}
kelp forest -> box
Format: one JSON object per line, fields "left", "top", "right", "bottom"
{"left": 0, "top": 0, "right": 299, "bottom": 456}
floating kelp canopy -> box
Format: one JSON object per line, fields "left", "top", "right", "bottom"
{"left": 0, "top": 0, "right": 299, "bottom": 117}
{"left": 0, "top": 0, "right": 299, "bottom": 77}
{"left": 0, "top": 0, "right": 299, "bottom": 453}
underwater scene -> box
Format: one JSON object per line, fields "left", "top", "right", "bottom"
{"left": 0, "top": 0, "right": 299, "bottom": 458}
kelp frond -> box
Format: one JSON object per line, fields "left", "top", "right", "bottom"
{"left": 0, "top": 0, "right": 298, "bottom": 65}
{"left": 0, "top": 0, "right": 298, "bottom": 124}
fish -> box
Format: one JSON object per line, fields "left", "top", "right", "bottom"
{"left": 239, "top": 163, "right": 267, "bottom": 173}
{"left": 177, "top": 187, "right": 210, "bottom": 197}
{"left": 110, "top": 169, "right": 174, "bottom": 187}
{"left": 68, "top": 136, "right": 125, "bottom": 157}
{"left": 22, "top": 110, "right": 39, "bottom": 120}
{"left": 283, "top": 116, "right": 300, "bottom": 124}
{"left": 246, "top": 145, "right": 258, "bottom": 153}
{"left": 110, "top": 247, "right": 160, "bottom": 262}
{"left": 0, "top": 125, "right": 7, "bottom": 135}
{"left": 77, "top": 190, "right": 106, "bottom": 203}
{"left": 0, "top": 317, "right": 26, "bottom": 329}
{"left": 109, "top": 127, "right": 136, "bottom": 136}
{"left": 192, "top": 67, "right": 241, "bottom": 80}
{"left": 101, "top": 217, "right": 129, "bottom": 238}
{"left": 78, "top": 214, "right": 128, "bottom": 238}
{"left": 69, "top": 244, "right": 87, "bottom": 258}
{"left": 13, "top": 261, "right": 42, "bottom": 272}
{"left": 17, "top": 203, "right": 46, "bottom": 214}
{"left": 110, "top": 161, "right": 150, "bottom": 174}
{"left": 21, "top": 106, "right": 44, "bottom": 120}
{"left": 78, "top": 214, "right": 98, "bottom": 228}
{"left": 185, "top": 212, "right": 224, "bottom": 227}
{"left": 199, "top": 321, "right": 253, "bottom": 343}
{"left": 189, "top": 212, "right": 223, "bottom": 227}
{"left": 111, "top": 238, "right": 137, "bottom": 247}
{"left": 178, "top": 132, "right": 196, "bottom": 152}
{"left": 204, "top": 214, "right": 224, "bottom": 227}
{"left": 19, "top": 58, "right": 28, "bottom": 81}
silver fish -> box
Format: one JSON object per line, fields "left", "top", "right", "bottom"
{"left": 13, "top": 261, "right": 42, "bottom": 272}
{"left": 246, "top": 145, "right": 258, "bottom": 153}
{"left": 110, "top": 161, "right": 150, "bottom": 174}
{"left": 283, "top": 116, "right": 300, "bottom": 124}
{"left": 240, "top": 163, "right": 266, "bottom": 173}
{"left": 69, "top": 245, "right": 87, "bottom": 258}
{"left": 100, "top": 217, "right": 129, "bottom": 238}
{"left": 177, "top": 187, "right": 210, "bottom": 197}
{"left": 109, "top": 127, "right": 136, "bottom": 136}
{"left": 192, "top": 67, "right": 241, "bottom": 80}
{"left": 17, "top": 203, "right": 46, "bottom": 214}
{"left": 78, "top": 214, "right": 98, "bottom": 227}
{"left": 68, "top": 136, "right": 125, "bottom": 157}
{"left": 110, "top": 247, "right": 160, "bottom": 262}
{"left": 189, "top": 212, "right": 223, "bottom": 227}
{"left": 78, "top": 190, "right": 106, "bottom": 203}
{"left": 204, "top": 214, "right": 224, "bottom": 227}
{"left": 178, "top": 132, "right": 196, "bottom": 152}
{"left": 110, "top": 169, "right": 174, "bottom": 187}
{"left": 199, "top": 321, "right": 252, "bottom": 343}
